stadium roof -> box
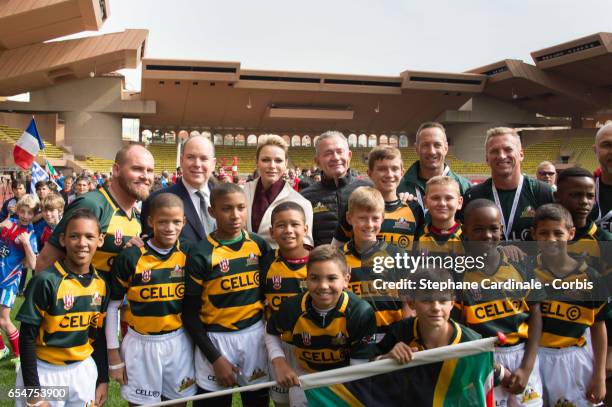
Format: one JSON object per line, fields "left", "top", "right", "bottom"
{"left": 0, "top": 0, "right": 109, "bottom": 50}
{"left": 140, "top": 59, "right": 486, "bottom": 133}
{"left": 0, "top": 29, "right": 148, "bottom": 96}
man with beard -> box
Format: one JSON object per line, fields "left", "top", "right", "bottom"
{"left": 141, "top": 135, "right": 216, "bottom": 242}
{"left": 397, "top": 122, "right": 471, "bottom": 218}
{"left": 35, "top": 144, "right": 155, "bottom": 281}
{"left": 591, "top": 123, "right": 612, "bottom": 234}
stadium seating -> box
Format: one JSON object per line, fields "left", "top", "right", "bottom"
{"left": 562, "top": 137, "right": 598, "bottom": 171}
{"left": 0, "top": 125, "right": 64, "bottom": 159}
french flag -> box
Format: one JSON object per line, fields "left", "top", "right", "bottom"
{"left": 13, "top": 118, "right": 45, "bottom": 169}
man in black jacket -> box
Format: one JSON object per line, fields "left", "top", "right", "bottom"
{"left": 301, "top": 131, "right": 370, "bottom": 246}
{"left": 141, "top": 135, "right": 216, "bottom": 242}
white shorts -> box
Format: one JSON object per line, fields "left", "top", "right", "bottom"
{"left": 121, "top": 327, "right": 197, "bottom": 404}
{"left": 539, "top": 346, "right": 595, "bottom": 407}
{"left": 0, "top": 283, "right": 18, "bottom": 308}
{"left": 15, "top": 356, "right": 97, "bottom": 407}
{"left": 494, "top": 343, "right": 543, "bottom": 407}
{"left": 194, "top": 320, "right": 269, "bottom": 391}
{"left": 269, "top": 341, "right": 306, "bottom": 404}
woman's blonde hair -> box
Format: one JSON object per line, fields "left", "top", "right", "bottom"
{"left": 256, "top": 134, "right": 288, "bottom": 161}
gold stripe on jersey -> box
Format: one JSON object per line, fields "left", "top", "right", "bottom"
{"left": 568, "top": 223, "right": 600, "bottom": 258}
{"left": 36, "top": 342, "right": 93, "bottom": 366}
{"left": 206, "top": 270, "right": 259, "bottom": 295}
{"left": 126, "top": 283, "right": 184, "bottom": 303}
{"left": 41, "top": 312, "right": 105, "bottom": 333}
{"left": 375, "top": 309, "right": 403, "bottom": 328}
{"left": 122, "top": 314, "right": 186, "bottom": 335}
{"left": 263, "top": 252, "right": 307, "bottom": 319}
{"left": 540, "top": 332, "right": 586, "bottom": 348}
{"left": 462, "top": 299, "right": 529, "bottom": 324}
{"left": 379, "top": 203, "right": 419, "bottom": 250}
{"left": 134, "top": 254, "right": 188, "bottom": 276}
{"left": 199, "top": 302, "right": 263, "bottom": 331}
{"left": 540, "top": 300, "right": 602, "bottom": 327}
{"left": 417, "top": 225, "right": 464, "bottom": 256}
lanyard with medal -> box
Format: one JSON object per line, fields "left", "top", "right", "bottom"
{"left": 416, "top": 166, "right": 450, "bottom": 214}
{"left": 492, "top": 175, "right": 524, "bottom": 241}
{"left": 595, "top": 177, "right": 612, "bottom": 225}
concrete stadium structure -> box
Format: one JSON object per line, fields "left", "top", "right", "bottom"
{"left": 0, "top": 1, "right": 611, "bottom": 176}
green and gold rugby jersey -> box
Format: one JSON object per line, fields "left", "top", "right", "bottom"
{"left": 110, "top": 241, "right": 190, "bottom": 335}
{"left": 185, "top": 231, "right": 270, "bottom": 332}
{"left": 455, "top": 252, "right": 543, "bottom": 346}
{"left": 48, "top": 187, "right": 141, "bottom": 279}
{"left": 260, "top": 249, "right": 307, "bottom": 320}
{"left": 343, "top": 240, "right": 406, "bottom": 334}
{"left": 531, "top": 255, "right": 612, "bottom": 348}
{"left": 266, "top": 291, "right": 376, "bottom": 372}
{"left": 334, "top": 199, "right": 423, "bottom": 250}
{"left": 415, "top": 223, "right": 464, "bottom": 258}
{"left": 16, "top": 261, "right": 108, "bottom": 365}
{"left": 463, "top": 176, "right": 553, "bottom": 241}
{"left": 568, "top": 220, "right": 612, "bottom": 273}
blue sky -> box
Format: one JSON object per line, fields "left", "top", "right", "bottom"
{"left": 62, "top": 0, "right": 612, "bottom": 90}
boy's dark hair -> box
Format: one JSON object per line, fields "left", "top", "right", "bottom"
{"left": 463, "top": 198, "right": 499, "bottom": 225}
{"left": 75, "top": 175, "right": 90, "bottom": 184}
{"left": 271, "top": 201, "right": 305, "bottom": 225}
{"left": 35, "top": 181, "right": 48, "bottom": 190}
{"left": 307, "top": 244, "right": 348, "bottom": 275}
{"left": 64, "top": 208, "right": 101, "bottom": 234}
{"left": 11, "top": 179, "right": 25, "bottom": 189}
{"left": 210, "top": 183, "right": 245, "bottom": 207}
{"left": 533, "top": 203, "right": 574, "bottom": 230}
{"left": 556, "top": 167, "right": 594, "bottom": 188}
{"left": 148, "top": 192, "right": 184, "bottom": 217}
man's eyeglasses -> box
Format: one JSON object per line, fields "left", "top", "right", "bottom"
{"left": 538, "top": 171, "right": 556, "bottom": 176}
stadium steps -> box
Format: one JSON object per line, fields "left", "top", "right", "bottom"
{"left": 0, "top": 125, "right": 65, "bottom": 159}
{"left": 562, "top": 137, "right": 598, "bottom": 171}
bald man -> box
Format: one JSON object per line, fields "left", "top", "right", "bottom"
{"left": 591, "top": 123, "right": 612, "bottom": 234}
{"left": 141, "top": 135, "right": 217, "bottom": 241}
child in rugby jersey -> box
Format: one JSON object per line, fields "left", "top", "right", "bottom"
{"left": 0, "top": 194, "right": 37, "bottom": 366}
{"left": 458, "top": 198, "right": 544, "bottom": 407}
{"left": 332, "top": 145, "right": 423, "bottom": 250}
{"left": 342, "top": 187, "right": 411, "bottom": 338}
{"left": 415, "top": 176, "right": 464, "bottom": 257}
{"left": 266, "top": 245, "right": 376, "bottom": 393}
{"left": 36, "top": 193, "right": 64, "bottom": 249}
{"left": 106, "top": 192, "right": 196, "bottom": 405}
{"left": 376, "top": 269, "right": 491, "bottom": 406}
{"left": 184, "top": 183, "right": 270, "bottom": 407}
{"left": 260, "top": 201, "right": 310, "bottom": 405}
{"left": 15, "top": 208, "right": 108, "bottom": 407}
{"left": 554, "top": 167, "right": 612, "bottom": 271}
{"left": 530, "top": 204, "right": 609, "bottom": 405}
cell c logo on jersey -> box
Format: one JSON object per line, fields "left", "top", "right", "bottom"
{"left": 302, "top": 332, "right": 311, "bottom": 346}
{"left": 219, "top": 259, "right": 230, "bottom": 273}
{"left": 63, "top": 294, "right": 74, "bottom": 310}
{"left": 272, "top": 275, "right": 282, "bottom": 290}
{"left": 114, "top": 228, "right": 123, "bottom": 246}
{"left": 141, "top": 269, "right": 152, "bottom": 283}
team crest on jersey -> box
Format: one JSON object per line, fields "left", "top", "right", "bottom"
{"left": 301, "top": 332, "right": 311, "bottom": 346}
{"left": 63, "top": 294, "right": 74, "bottom": 310}
{"left": 393, "top": 217, "right": 411, "bottom": 230}
{"left": 114, "top": 228, "right": 123, "bottom": 246}
{"left": 272, "top": 275, "right": 282, "bottom": 290}
{"left": 219, "top": 259, "right": 230, "bottom": 273}
{"left": 170, "top": 265, "right": 184, "bottom": 279}
{"left": 313, "top": 202, "right": 330, "bottom": 214}
{"left": 142, "top": 269, "right": 152, "bottom": 282}
{"left": 90, "top": 292, "right": 102, "bottom": 306}
{"left": 246, "top": 253, "right": 258, "bottom": 266}
{"left": 520, "top": 206, "right": 535, "bottom": 218}
{"left": 331, "top": 332, "right": 347, "bottom": 346}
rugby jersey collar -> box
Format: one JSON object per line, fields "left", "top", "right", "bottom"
{"left": 422, "top": 223, "right": 462, "bottom": 240}
{"left": 573, "top": 220, "right": 597, "bottom": 241}
{"left": 412, "top": 317, "right": 462, "bottom": 350}
{"left": 534, "top": 253, "right": 588, "bottom": 282}
{"left": 345, "top": 239, "right": 385, "bottom": 259}
{"left": 99, "top": 186, "right": 136, "bottom": 220}
{"left": 54, "top": 260, "right": 98, "bottom": 287}
{"left": 301, "top": 291, "right": 350, "bottom": 327}
{"left": 275, "top": 248, "right": 309, "bottom": 269}
{"left": 141, "top": 238, "right": 180, "bottom": 259}
{"left": 207, "top": 229, "right": 252, "bottom": 249}
{"left": 385, "top": 199, "right": 403, "bottom": 212}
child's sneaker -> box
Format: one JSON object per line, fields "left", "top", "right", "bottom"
{"left": 0, "top": 347, "right": 9, "bottom": 361}
{"left": 10, "top": 357, "right": 20, "bottom": 372}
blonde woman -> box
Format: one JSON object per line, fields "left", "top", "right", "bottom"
{"left": 244, "top": 135, "right": 313, "bottom": 248}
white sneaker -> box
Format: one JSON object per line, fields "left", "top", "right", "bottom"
{"left": 0, "top": 347, "right": 9, "bottom": 361}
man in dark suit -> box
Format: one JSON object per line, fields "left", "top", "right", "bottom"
{"left": 141, "top": 135, "right": 216, "bottom": 242}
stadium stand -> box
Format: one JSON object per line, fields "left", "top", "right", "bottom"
{"left": 0, "top": 125, "right": 64, "bottom": 159}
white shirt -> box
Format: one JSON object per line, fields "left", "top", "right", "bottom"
{"left": 181, "top": 178, "right": 216, "bottom": 234}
